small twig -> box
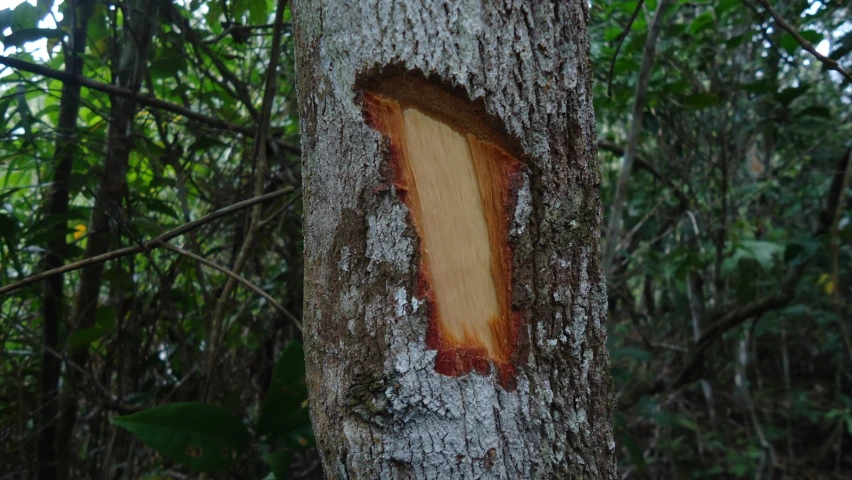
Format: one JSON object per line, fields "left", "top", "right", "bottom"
{"left": 603, "top": 0, "right": 673, "bottom": 277}
{"left": 260, "top": 190, "right": 302, "bottom": 228}
{"left": 156, "top": 241, "right": 302, "bottom": 330}
{"left": 756, "top": 0, "right": 852, "bottom": 83}
{"left": 0, "top": 55, "right": 300, "bottom": 154}
{"left": 0, "top": 188, "right": 294, "bottom": 296}
{"left": 204, "top": 0, "right": 291, "bottom": 402}
{"left": 606, "top": 0, "right": 647, "bottom": 97}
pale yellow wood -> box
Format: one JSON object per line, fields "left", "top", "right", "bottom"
{"left": 401, "top": 108, "right": 502, "bottom": 358}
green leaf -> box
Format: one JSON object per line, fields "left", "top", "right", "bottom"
{"left": 797, "top": 105, "right": 831, "bottom": 119}
{"left": 687, "top": 10, "right": 716, "bottom": 35}
{"left": 36, "top": 0, "right": 54, "bottom": 17}
{"left": 68, "top": 326, "right": 106, "bottom": 352}
{"left": 257, "top": 341, "right": 308, "bottom": 437}
{"left": 604, "top": 26, "right": 623, "bottom": 42}
{"left": 0, "top": 9, "right": 14, "bottom": 31}
{"left": 248, "top": 0, "right": 268, "bottom": 25}
{"left": 716, "top": 0, "right": 740, "bottom": 16}
{"left": 262, "top": 450, "right": 293, "bottom": 479}
{"left": 828, "top": 31, "right": 852, "bottom": 61}
{"left": 11, "top": 2, "right": 40, "bottom": 30}
{"left": 112, "top": 402, "right": 250, "bottom": 473}
{"left": 781, "top": 30, "right": 823, "bottom": 54}
{"left": 275, "top": 420, "right": 315, "bottom": 450}
{"left": 725, "top": 240, "right": 784, "bottom": 272}
{"left": 149, "top": 45, "right": 188, "bottom": 79}
{"left": 683, "top": 92, "right": 720, "bottom": 109}
{"left": 0, "top": 213, "right": 19, "bottom": 247}
{"left": 611, "top": 346, "right": 653, "bottom": 362}
{"left": 619, "top": 431, "right": 647, "bottom": 469}
{"left": 775, "top": 84, "right": 810, "bottom": 106}
{"left": 741, "top": 79, "right": 774, "bottom": 94}
{"left": 2, "top": 27, "right": 65, "bottom": 48}
{"left": 143, "top": 198, "right": 179, "bottom": 220}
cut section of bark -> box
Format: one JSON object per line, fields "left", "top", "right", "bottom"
{"left": 363, "top": 87, "right": 522, "bottom": 383}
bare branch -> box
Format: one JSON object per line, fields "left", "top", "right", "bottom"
{"left": 0, "top": 187, "right": 296, "bottom": 296}
{"left": 0, "top": 55, "right": 300, "bottom": 155}
{"left": 156, "top": 241, "right": 302, "bottom": 331}
{"left": 602, "top": 0, "right": 674, "bottom": 277}
{"left": 606, "top": 0, "right": 646, "bottom": 98}
{"left": 618, "top": 148, "right": 852, "bottom": 410}
{"left": 756, "top": 0, "right": 852, "bottom": 83}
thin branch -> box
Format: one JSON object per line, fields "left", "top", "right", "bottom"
{"left": 756, "top": 0, "right": 852, "bottom": 83}
{"left": 618, "top": 148, "right": 852, "bottom": 410}
{"left": 606, "top": 0, "right": 646, "bottom": 98}
{"left": 0, "top": 187, "right": 295, "bottom": 296}
{"left": 597, "top": 139, "right": 690, "bottom": 207}
{"left": 602, "top": 0, "right": 673, "bottom": 277}
{"left": 204, "top": 0, "right": 290, "bottom": 401}
{"left": 0, "top": 55, "right": 300, "bottom": 155}
{"left": 156, "top": 241, "right": 302, "bottom": 330}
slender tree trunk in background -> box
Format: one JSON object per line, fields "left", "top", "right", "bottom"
{"left": 54, "top": 1, "right": 158, "bottom": 478}
{"left": 602, "top": 0, "right": 671, "bottom": 278}
{"left": 38, "top": 3, "right": 90, "bottom": 479}
{"left": 293, "top": 1, "right": 615, "bottom": 478}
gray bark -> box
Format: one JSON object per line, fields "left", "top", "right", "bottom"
{"left": 293, "top": 1, "right": 615, "bottom": 478}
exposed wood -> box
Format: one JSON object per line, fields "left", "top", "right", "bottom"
{"left": 403, "top": 109, "right": 502, "bottom": 359}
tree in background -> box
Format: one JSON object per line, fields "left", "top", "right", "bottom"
{"left": 0, "top": 0, "right": 849, "bottom": 478}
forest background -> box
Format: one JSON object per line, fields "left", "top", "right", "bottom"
{"left": 0, "top": 0, "right": 850, "bottom": 478}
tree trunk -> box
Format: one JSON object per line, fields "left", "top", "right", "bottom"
{"left": 38, "top": 3, "right": 90, "bottom": 479}
{"left": 55, "top": 2, "right": 158, "bottom": 478}
{"left": 293, "top": 1, "right": 615, "bottom": 478}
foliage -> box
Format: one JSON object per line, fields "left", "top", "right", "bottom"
{"left": 111, "top": 342, "right": 311, "bottom": 476}
{"left": 591, "top": 0, "right": 852, "bottom": 477}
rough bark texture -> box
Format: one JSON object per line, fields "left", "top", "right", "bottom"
{"left": 293, "top": 1, "right": 616, "bottom": 478}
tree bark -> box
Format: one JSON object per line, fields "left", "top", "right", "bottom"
{"left": 38, "top": 3, "right": 90, "bottom": 479}
{"left": 55, "top": 1, "right": 159, "bottom": 478}
{"left": 293, "top": 1, "right": 615, "bottom": 478}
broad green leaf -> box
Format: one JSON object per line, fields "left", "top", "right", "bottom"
{"left": 797, "top": 105, "right": 831, "bottom": 119}
{"left": 11, "top": 2, "right": 40, "bottom": 30}
{"left": 248, "top": 0, "right": 268, "bottom": 25}
{"left": 716, "top": 0, "right": 740, "bottom": 16}
{"left": 0, "top": 9, "right": 13, "bottom": 31}
{"left": 2, "top": 28, "right": 65, "bottom": 48}
{"left": 611, "top": 346, "right": 652, "bottom": 362}
{"left": 619, "top": 431, "right": 647, "bottom": 469}
{"left": 112, "top": 402, "right": 250, "bottom": 473}
{"left": 257, "top": 341, "right": 308, "bottom": 437}
{"left": 0, "top": 212, "right": 18, "bottom": 246}
{"left": 775, "top": 84, "right": 810, "bottom": 106}
{"left": 262, "top": 450, "right": 293, "bottom": 480}
{"left": 68, "top": 326, "right": 106, "bottom": 352}
{"left": 687, "top": 10, "right": 716, "bottom": 35}
{"left": 36, "top": 0, "right": 54, "bottom": 17}
{"left": 275, "top": 421, "right": 315, "bottom": 450}
{"left": 149, "top": 45, "right": 188, "bottom": 79}
{"left": 604, "top": 26, "right": 623, "bottom": 42}
{"left": 781, "top": 31, "right": 823, "bottom": 54}
{"left": 741, "top": 79, "right": 774, "bottom": 94}
{"left": 143, "top": 198, "right": 179, "bottom": 219}
{"left": 682, "top": 92, "right": 720, "bottom": 109}
{"left": 828, "top": 31, "right": 852, "bottom": 61}
{"left": 724, "top": 240, "right": 784, "bottom": 273}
